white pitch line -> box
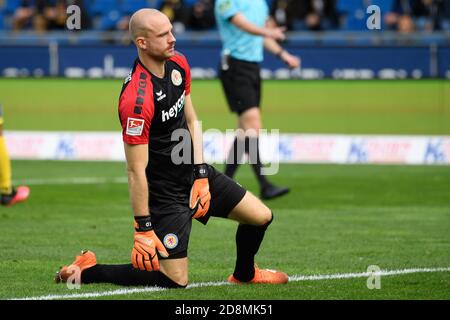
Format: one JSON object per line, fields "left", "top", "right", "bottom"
{"left": 12, "top": 177, "right": 128, "bottom": 186}
{"left": 12, "top": 267, "right": 450, "bottom": 300}
{"left": 288, "top": 267, "right": 450, "bottom": 281}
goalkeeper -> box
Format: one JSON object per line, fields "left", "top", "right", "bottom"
{"left": 55, "top": 8, "right": 288, "bottom": 288}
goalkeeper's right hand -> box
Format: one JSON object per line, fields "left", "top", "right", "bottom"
{"left": 132, "top": 216, "right": 169, "bottom": 271}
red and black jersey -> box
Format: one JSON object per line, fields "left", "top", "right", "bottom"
{"left": 118, "top": 52, "right": 193, "bottom": 208}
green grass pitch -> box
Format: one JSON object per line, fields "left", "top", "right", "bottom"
{"left": 0, "top": 79, "right": 449, "bottom": 134}
{"left": 0, "top": 79, "right": 449, "bottom": 300}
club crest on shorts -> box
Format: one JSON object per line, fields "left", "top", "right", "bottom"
{"left": 171, "top": 70, "right": 182, "bottom": 86}
{"left": 163, "top": 233, "right": 178, "bottom": 249}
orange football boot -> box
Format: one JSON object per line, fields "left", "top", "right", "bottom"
{"left": 55, "top": 250, "right": 97, "bottom": 283}
{"left": 228, "top": 265, "right": 289, "bottom": 284}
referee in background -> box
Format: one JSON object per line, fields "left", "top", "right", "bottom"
{"left": 215, "top": 0, "right": 300, "bottom": 200}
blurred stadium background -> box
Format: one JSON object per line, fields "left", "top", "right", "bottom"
{"left": 0, "top": 0, "right": 450, "bottom": 79}
{"left": 0, "top": 0, "right": 449, "bottom": 300}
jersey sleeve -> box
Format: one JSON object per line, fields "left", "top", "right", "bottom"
{"left": 216, "top": 0, "right": 239, "bottom": 21}
{"left": 184, "top": 57, "right": 191, "bottom": 95}
{"left": 118, "top": 72, "right": 154, "bottom": 145}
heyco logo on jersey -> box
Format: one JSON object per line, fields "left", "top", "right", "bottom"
{"left": 162, "top": 91, "right": 185, "bottom": 122}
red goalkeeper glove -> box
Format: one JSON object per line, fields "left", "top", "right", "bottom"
{"left": 189, "top": 163, "right": 211, "bottom": 219}
{"left": 131, "top": 216, "right": 169, "bottom": 271}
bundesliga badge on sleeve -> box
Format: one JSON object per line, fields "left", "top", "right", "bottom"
{"left": 126, "top": 118, "right": 145, "bottom": 136}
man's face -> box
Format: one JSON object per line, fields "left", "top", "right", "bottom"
{"left": 140, "top": 17, "right": 176, "bottom": 61}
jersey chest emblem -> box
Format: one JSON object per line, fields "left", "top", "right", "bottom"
{"left": 171, "top": 69, "right": 182, "bottom": 86}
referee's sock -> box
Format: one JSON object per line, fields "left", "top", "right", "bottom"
{"left": 224, "top": 136, "right": 245, "bottom": 178}
{"left": 81, "top": 264, "right": 185, "bottom": 288}
{"left": 245, "top": 137, "right": 270, "bottom": 189}
{"left": 233, "top": 213, "right": 274, "bottom": 282}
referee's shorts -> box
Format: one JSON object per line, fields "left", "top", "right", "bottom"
{"left": 219, "top": 57, "right": 261, "bottom": 115}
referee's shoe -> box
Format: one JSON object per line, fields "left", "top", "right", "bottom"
{"left": 261, "top": 184, "right": 289, "bottom": 200}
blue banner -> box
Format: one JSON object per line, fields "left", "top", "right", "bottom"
{"left": 0, "top": 44, "right": 448, "bottom": 79}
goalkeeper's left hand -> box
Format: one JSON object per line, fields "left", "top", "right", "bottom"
{"left": 190, "top": 163, "right": 211, "bottom": 219}
{"left": 132, "top": 216, "right": 169, "bottom": 271}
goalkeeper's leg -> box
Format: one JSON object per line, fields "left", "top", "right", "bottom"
{"left": 56, "top": 251, "right": 188, "bottom": 288}
{"left": 82, "top": 263, "right": 187, "bottom": 288}
{"left": 227, "top": 192, "right": 288, "bottom": 284}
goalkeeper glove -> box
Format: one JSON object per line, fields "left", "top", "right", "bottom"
{"left": 189, "top": 163, "right": 211, "bottom": 219}
{"left": 131, "top": 216, "right": 169, "bottom": 271}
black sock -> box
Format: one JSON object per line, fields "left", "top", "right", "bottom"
{"left": 0, "top": 189, "right": 17, "bottom": 205}
{"left": 245, "top": 137, "right": 270, "bottom": 189}
{"left": 225, "top": 136, "right": 245, "bottom": 178}
{"left": 81, "top": 264, "right": 185, "bottom": 288}
{"left": 233, "top": 213, "right": 273, "bottom": 282}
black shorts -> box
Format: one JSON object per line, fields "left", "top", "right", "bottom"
{"left": 151, "top": 165, "right": 246, "bottom": 259}
{"left": 219, "top": 57, "right": 261, "bottom": 115}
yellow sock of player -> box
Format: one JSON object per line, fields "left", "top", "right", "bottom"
{"left": 0, "top": 136, "right": 12, "bottom": 195}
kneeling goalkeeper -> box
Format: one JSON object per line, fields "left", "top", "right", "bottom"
{"left": 55, "top": 8, "right": 288, "bottom": 288}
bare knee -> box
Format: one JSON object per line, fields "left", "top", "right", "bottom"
{"left": 167, "top": 271, "right": 188, "bottom": 287}
{"left": 256, "top": 206, "right": 272, "bottom": 227}
{"left": 159, "top": 258, "right": 189, "bottom": 287}
{"left": 239, "top": 108, "right": 262, "bottom": 132}
{"left": 247, "top": 195, "right": 272, "bottom": 226}
{"left": 228, "top": 192, "right": 273, "bottom": 226}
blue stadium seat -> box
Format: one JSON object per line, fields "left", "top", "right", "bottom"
{"left": 442, "top": 19, "right": 450, "bottom": 31}
{"left": 342, "top": 14, "right": 367, "bottom": 31}
{"left": 339, "top": 0, "right": 395, "bottom": 30}
{"left": 337, "top": 0, "right": 395, "bottom": 15}
{"left": 370, "top": 0, "right": 395, "bottom": 13}
{"left": 184, "top": 0, "right": 198, "bottom": 6}
{"left": 336, "top": 0, "right": 361, "bottom": 14}
{"left": 91, "top": 0, "right": 120, "bottom": 16}
{"left": 121, "top": 0, "right": 150, "bottom": 15}
{"left": 1, "top": 0, "right": 21, "bottom": 14}
{"left": 97, "top": 9, "right": 122, "bottom": 30}
{"left": 82, "top": 0, "right": 94, "bottom": 17}
{"left": 150, "top": 0, "right": 163, "bottom": 9}
{"left": 0, "top": 13, "right": 4, "bottom": 30}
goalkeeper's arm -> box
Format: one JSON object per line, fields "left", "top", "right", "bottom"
{"left": 124, "top": 143, "right": 169, "bottom": 271}
{"left": 124, "top": 143, "right": 150, "bottom": 218}
{"left": 184, "top": 94, "right": 211, "bottom": 219}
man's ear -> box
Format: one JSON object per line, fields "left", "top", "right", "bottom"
{"left": 136, "top": 37, "right": 146, "bottom": 50}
